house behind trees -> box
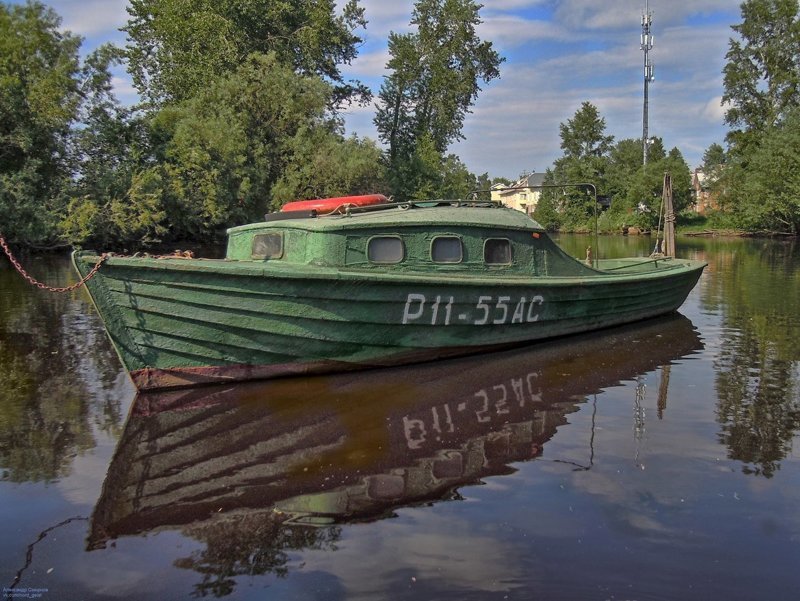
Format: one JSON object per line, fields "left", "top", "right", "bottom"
{"left": 491, "top": 172, "right": 547, "bottom": 216}
{"left": 691, "top": 168, "right": 721, "bottom": 215}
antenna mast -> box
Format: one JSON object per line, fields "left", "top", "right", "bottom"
{"left": 641, "top": 0, "right": 654, "bottom": 165}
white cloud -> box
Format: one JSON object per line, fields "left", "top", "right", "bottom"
{"left": 480, "top": 15, "right": 572, "bottom": 48}
{"left": 554, "top": 0, "right": 647, "bottom": 30}
{"left": 701, "top": 96, "right": 728, "bottom": 123}
{"left": 357, "top": 0, "right": 415, "bottom": 38}
{"left": 111, "top": 74, "right": 140, "bottom": 106}
{"left": 482, "top": 0, "right": 549, "bottom": 10}
{"left": 50, "top": 0, "right": 129, "bottom": 37}
{"left": 553, "top": 0, "right": 739, "bottom": 30}
{"left": 347, "top": 48, "right": 391, "bottom": 79}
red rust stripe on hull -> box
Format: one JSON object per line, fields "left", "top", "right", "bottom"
{"left": 128, "top": 344, "right": 513, "bottom": 391}
{"left": 130, "top": 361, "right": 354, "bottom": 391}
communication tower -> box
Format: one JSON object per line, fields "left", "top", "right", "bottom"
{"left": 641, "top": 0, "right": 655, "bottom": 165}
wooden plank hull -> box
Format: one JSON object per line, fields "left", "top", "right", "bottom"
{"left": 73, "top": 251, "right": 705, "bottom": 390}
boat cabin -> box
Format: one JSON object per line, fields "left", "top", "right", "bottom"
{"left": 225, "top": 201, "right": 596, "bottom": 278}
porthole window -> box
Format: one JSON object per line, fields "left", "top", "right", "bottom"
{"left": 368, "top": 236, "right": 405, "bottom": 264}
{"left": 431, "top": 236, "right": 463, "bottom": 263}
{"left": 252, "top": 233, "right": 283, "bottom": 259}
{"left": 484, "top": 238, "right": 512, "bottom": 265}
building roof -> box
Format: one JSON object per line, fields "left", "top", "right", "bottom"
{"left": 494, "top": 172, "right": 546, "bottom": 196}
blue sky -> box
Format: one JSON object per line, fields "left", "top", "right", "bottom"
{"left": 20, "top": 0, "right": 743, "bottom": 179}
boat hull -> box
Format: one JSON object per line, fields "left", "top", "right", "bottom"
{"left": 73, "top": 252, "right": 704, "bottom": 390}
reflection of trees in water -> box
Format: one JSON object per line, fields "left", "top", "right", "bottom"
{"left": 0, "top": 256, "right": 126, "bottom": 482}
{"left": 174, "top": 513, "right": 340, "bottom": 598}
{"left": 715, "top": 327, "right": 800, "bottom": 477}
{"left": 704, "top": 239, "right": 800, "bottom": 478}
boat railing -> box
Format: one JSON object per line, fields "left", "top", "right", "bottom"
{"left": 601, "top": 257, "right": 674, "bottom": 271}
{"left": 472, "top": 182, "right": 600, "bottom": 268}
{"left": 265, "top": 198, "right": 506, "bottom": 222}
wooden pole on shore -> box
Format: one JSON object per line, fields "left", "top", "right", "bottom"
{"left": 663, "top": 172, "right": 676, "bottom": 257}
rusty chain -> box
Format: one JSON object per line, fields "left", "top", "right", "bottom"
{"left": 0, "top": 234, "right": 108, "bottom": 293}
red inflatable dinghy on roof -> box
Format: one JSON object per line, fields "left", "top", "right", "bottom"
{"left": 281, "top": 194, "right": 389, "bottom": 213}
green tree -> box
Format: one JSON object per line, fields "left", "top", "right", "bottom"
{"left": 532, "top": 169, "right": 562, "bottom": 231}
{"left": 152, "top": 52, "right": 336, "bottom": 238}
{"left": 602, "top": 138, "right": 647, "bottom": 231}
{"left": 374, "top": 0, "right": 503, "bottom": 200}
{"left": 612, "top": 142, "right": 689, "bottom": 231}
{"left": 722, "top": 0, "right": 800, "bottom": 155}
{"left": 473, "top": 172, "right": 492, "bottom": 200}
{"left": 724, "top": 108, "right": 800, "bottom": 233}
{"left": 559, "top": 101, "right": 614, "bottom": 161}
{"left": 719, "top": 0, "right": 800, "bottom": 233}
{"left": 60, "top": 45, "right": 159, "bottom": 248}
{"left": 271, "top": 133, "right": 388, "bottom": 204}
{"left": 547, "top": 102, "right": 613, "bottom": 229}
{"left": 662, "top": 147, "right": 692, "bottom": 213}
{"left": 0, "top": 1, "right": 81, "bottom": 245}
{"left": 124, "top": 0, "right": 370, "bottom": 108}
{"left": 437, "top": 152, "right": 478, "bottom": 200}
{"left": 605, "top": 139, "right": 642, "bottom": 203}
{"left": 702, "top": 142, "right": 727, "bottom": 179}
{"left": 69, "top": 52, "right": 387, "bottom": 248}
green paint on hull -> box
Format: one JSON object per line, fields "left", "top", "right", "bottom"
{"left": 73, "top": 203, "right": 705, "bottom": 390}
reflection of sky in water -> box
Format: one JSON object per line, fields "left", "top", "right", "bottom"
{"left": 304, "top": 511, "right": 524, "bottom": 597}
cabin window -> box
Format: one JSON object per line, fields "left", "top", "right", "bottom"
{"left": 484, "top": 238, "right": 512, "bottom": 265}
{"left": 368, "top": 236, "right": 404, "bottom": 264}
{"left": 251, "top": 233, "right": 283, "bottom": 259}
{"left": 431, "top": 236, "right": 463, "bottom": 263}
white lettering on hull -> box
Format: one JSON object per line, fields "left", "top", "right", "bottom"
{"left": 402, "top": 293, "right": 544, "bottom": 326}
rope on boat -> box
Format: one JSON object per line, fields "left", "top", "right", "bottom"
{"left": 0, "top": 234, "right": 108, "bottom": 292}
{"left": 652, "top": 185, "right": 665, "bottom": 256}
{"left": 651, "top": 172, "right": 675, "bottom": 258}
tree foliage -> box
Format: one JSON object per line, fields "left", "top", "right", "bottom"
{"left": 9, "top": 0, "right": 797, "bottom": 250}
{"left": 374, "top": 0, "right": 503, "bottom": 200}
{"left": 542, "top": 102, "right": 614, "bottom": 230}
{"left": 63, "top": 52, "right": 383, "bottom": 247}
{"left": 0, "top": 1, "right": 81, "bottom": 244}
{"left": 722, "top": 0, "right": 800, "bottom": 154}
{"left": 538, "top": 102, "right": 692, "bottom": 233}
{"left": 702, "top": 143, "right": 727, "bottom": 176}
{"left": 60, "top": 44, "right": 156, "bottom": 247}
{"left": 124, "top": 0, "right": 370, "bottom": 108}
{"left": 270, "top": 133, "right": 388, "bottom": 205}
{"left": 2, "top": 1, "right": 389, "bottom": 249}
{"left": 719, "top": 0, "right": 800, "bottom": 234}
{"left": 559, "top": 101, "right": 614, "bottom": 161}
{"left": 721, "top": 108, "right": 800, "bottom": 233}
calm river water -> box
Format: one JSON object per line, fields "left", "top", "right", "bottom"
{"left": 1, "top": 234, "right": 798, "bottom": 600}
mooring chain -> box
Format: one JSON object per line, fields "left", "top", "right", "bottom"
{"left": 0, "top": 234, "right": 108, "bottom": 293}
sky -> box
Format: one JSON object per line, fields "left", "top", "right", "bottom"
{"left": 21, "top": 0, "right": 743, "bottom": 180}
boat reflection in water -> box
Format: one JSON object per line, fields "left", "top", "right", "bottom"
{"left": 89, "top": 314, "right": 703, "bottom": 589}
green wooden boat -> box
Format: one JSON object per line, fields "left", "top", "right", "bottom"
{"left": 72, "top": 199, "right": 706, "bottom": 391}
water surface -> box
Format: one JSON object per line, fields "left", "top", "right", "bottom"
{"left": 1, "top": 235, "right": 799, "bottom": 600}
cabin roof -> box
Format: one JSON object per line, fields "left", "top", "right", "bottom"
{"left": 228, "top": 203, "right": 546, "bottom": 235}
